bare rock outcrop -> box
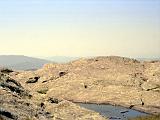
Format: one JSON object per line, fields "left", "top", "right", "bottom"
{"left": 0, "top": 73, "right": 51, "bottom": 120}
{"left": 0, "top": 72, "right": 106, "bottom": 120}
{"left": 10, "top": 56, "right": 160, "bottom": 115}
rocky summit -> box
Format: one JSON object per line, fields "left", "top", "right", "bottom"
{"left": 1, "top": 56, "right": 160, "bottom": 120}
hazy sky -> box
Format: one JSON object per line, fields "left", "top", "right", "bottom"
{"left": 0, "top": 0, "right": 160, "bottom": 58}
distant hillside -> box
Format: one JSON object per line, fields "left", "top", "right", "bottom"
{"left": 0, "top": 55, "right": 51, "bottom": 70}
{"left": 45, "top": 56, "right": 80, "bottom": 63}
{"left": 137, "top": 57, "right": 160, "bottom": 61}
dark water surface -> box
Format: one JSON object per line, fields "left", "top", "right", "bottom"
{"left": 78, "top": 103, "right": 148, "bottom": 120}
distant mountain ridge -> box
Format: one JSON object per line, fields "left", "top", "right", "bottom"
{"left": 0, "top": 55, "right": 51, "bottom": 70}
{"left": 45, "top": 56, "right": 80, "bottom": 63}
{"left": 136, "top": 57, "right": 160, "bottom": 61}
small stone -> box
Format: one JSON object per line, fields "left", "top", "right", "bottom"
{"left": 141, "top": 82, "right": 159, "bottom": 91}
{"left": 26, "top": 76, "right": 40, "bottom": 83}
{"left": 59, "top": 71, "right": 67, "bottom": 77}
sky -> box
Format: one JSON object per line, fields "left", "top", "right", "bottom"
{"left": 0, "top": 0, "right": 160, "bottom": 58}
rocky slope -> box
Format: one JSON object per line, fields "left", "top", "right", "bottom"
{"left": 8, "top": 56, "right": 160, "bottom": 116}
{"left": 0, "top": 72, "right": 106, "bottom": 120}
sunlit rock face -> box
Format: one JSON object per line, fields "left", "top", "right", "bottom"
{"left": 9, "top": 56, "right": 160, "bottom": 115}
{"left": 0, "top": 72, "right": 107, "bottom": 120}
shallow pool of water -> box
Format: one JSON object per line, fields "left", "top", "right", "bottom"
{"left": 77, "top": 103, "right": 148, "bottom": 120}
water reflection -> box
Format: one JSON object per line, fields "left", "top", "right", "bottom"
{"left": 78, "top": 103, "right": 148, "bottom": 120}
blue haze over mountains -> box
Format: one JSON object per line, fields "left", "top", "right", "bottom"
{"left": 0, "top": 55, "right": 159, "bottom": 70}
